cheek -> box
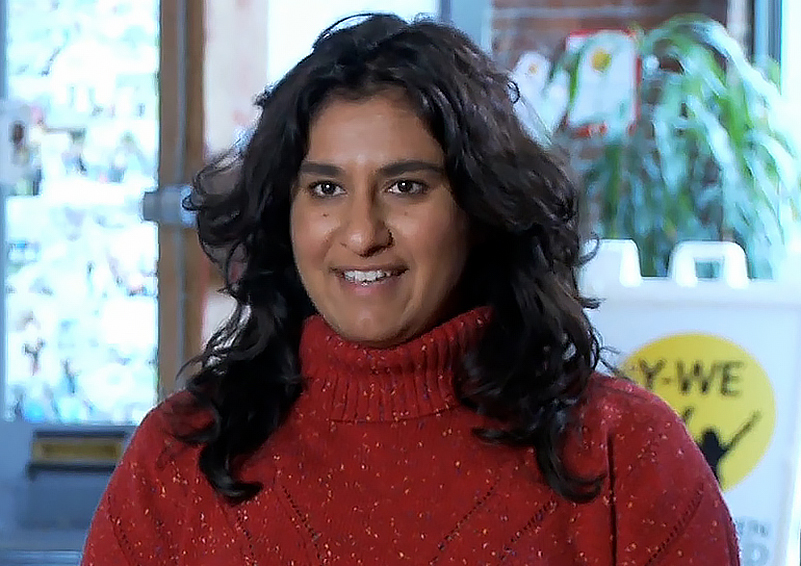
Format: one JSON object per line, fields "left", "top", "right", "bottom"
{"left": 399, "top": 205, "right": 470, "bottom": 273}
{"left": 290, "top": 205, "right": 330, "bottom": 271}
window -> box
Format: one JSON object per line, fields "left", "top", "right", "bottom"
{"left": 5, "top": 0, "right": 159, "bottom": 424}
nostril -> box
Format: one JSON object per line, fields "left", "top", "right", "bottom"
{"left": 342, "top": 218, "right": 393, "bottom": 255}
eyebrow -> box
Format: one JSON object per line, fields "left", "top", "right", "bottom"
{"left": 298, "top": 159, "right": 445, "bottom": 178}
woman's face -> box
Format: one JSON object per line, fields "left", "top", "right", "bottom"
{"left": 290, "top": 91, "right": 470, "bottom": 347}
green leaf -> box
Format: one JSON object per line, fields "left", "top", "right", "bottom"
{"left": 546, "top": 13, "right": 801, "bottom": 277}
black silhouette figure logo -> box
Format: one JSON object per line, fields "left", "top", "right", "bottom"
{"left": 626, "top": 333, "right": 776, "bottom": 491}
{"left": 682, "top": 408, "right": 762, "bottom": 484}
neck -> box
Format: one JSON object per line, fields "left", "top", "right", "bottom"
{"left": 297, "top": 307, "right": 491, "bottom": 422}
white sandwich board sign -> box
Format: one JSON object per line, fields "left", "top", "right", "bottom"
{"left": 581, "top": 240, "right": 801, "bottom": 566}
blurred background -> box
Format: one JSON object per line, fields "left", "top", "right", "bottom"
{"left": 0, "top": 0, "right": 796, "bottom": 564}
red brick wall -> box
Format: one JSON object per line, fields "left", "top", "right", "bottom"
{"left": 492, "top": 0, "right": 732, "bottom": 69}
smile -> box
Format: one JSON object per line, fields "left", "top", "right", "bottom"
{"left": 334, "top": 266, "right": 408, "bottom": 287}
{"left": 340, "top": 269, "right": 405, "bottom": 285}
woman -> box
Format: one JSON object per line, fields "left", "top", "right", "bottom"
{"left": 82, "top": 14, "right": 739, "bottom": 565}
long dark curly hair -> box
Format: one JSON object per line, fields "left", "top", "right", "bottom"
{"left": 181, "top": 13, "right": 602, "bottom": 503}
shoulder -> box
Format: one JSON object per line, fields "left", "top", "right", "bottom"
{"left": 580, "top": 373, "right": 690, "bottom": 442}
{"left": 572, "top": 380, "right": 739, "bottom": 562}
{"left": 568, "top": 374, "right": 713, "bottom": 485}
{"left": 127, "top": 391, "right": 205, "bottom": 462}
{"left": 84, "top": 393, "right": 221, "bottom": 559}
{"left": 107, "top": 391, "right": 210, "bottom": 500}
{"left": 583, "top": 372, "right": 677, "bottom": 419}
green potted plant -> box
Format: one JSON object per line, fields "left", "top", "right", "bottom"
{"left": 539, "top": 14, "right": 801, "bottom": 277}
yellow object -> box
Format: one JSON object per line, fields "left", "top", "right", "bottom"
{"left": 31, "top": 436, "right": 124, "bottom": 465}
{"left": 590, "top": 49, "right": 612, "bottom": 73}
{"left": 624, "top": 333, "right": 775, "bottom": 491}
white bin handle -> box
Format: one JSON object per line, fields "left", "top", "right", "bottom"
{"left": 668, "top": 241, "right": 748, "bottom": 288}
{"left": 580, "top": 239, "right": 642, "bottom": 296}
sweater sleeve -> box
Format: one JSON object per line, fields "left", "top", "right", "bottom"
{"left": 609, "top": 388, "right": 740, "bottom": 566}
{"left": 81, "top": 490, "right": 135, "bottom": 566}
{"left": 81, "top": 406, "right": 189, "bottom": 566}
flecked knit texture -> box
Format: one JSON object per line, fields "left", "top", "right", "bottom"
{"left": 82, "top": 308, "right": 740, "bottom": 565}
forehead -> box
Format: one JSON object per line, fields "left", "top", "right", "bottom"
{"left": 305, "top": 90, "right": 443, "bottom": 164}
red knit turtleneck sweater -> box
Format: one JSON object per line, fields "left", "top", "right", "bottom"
{"left": 82, "top": 309, "right": 739, "bottom": 565}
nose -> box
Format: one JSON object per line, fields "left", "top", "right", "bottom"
{"left": 341, "top": 190, "right": 392, "bottom": 256}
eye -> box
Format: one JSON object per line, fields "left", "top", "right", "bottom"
{"left": 309, "top": 181, "right": 344, "bottom": 198}
{"left": 387, "top": 180, "right": 427, "bottom": 195}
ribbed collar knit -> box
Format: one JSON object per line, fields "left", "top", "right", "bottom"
{"left": 298, "top": 307, "right": 491, "bottom": 423}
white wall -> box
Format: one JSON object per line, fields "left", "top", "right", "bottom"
{"left": 266, "top": 0, "right": 439, "bottom": 84}
{"left": 204, "top": 0, "right": 270, "bottom": 152}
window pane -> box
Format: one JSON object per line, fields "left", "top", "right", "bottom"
{"left": 5, "top": 0, "right": 159, "bottom": 424}
{"left": 266, "top": 0, "right": 438, "bottom": 84}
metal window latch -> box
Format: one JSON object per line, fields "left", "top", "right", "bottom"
{"left": 141, "top": 185, "right": 195, "bottom": 228}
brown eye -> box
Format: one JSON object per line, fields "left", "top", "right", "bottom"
{"left": 388, "top": 180, "right": 427, "bottom": 195}
{"left": 310, "top": 181, "right": 344, "bottom": 197}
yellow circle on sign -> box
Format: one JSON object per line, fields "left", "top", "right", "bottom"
{"left": 623, "top": 333, "right": 775, "bottom": 491}
{"left": 590, "top": 48, "right": 612, "bottom": 73}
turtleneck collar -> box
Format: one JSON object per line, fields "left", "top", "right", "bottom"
{"left": 298, "top": 307, "right": 491, "bottom": 423}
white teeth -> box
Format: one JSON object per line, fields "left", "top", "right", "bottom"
{"left": 343, "top": 270, "right": 395, "bottom": 284}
